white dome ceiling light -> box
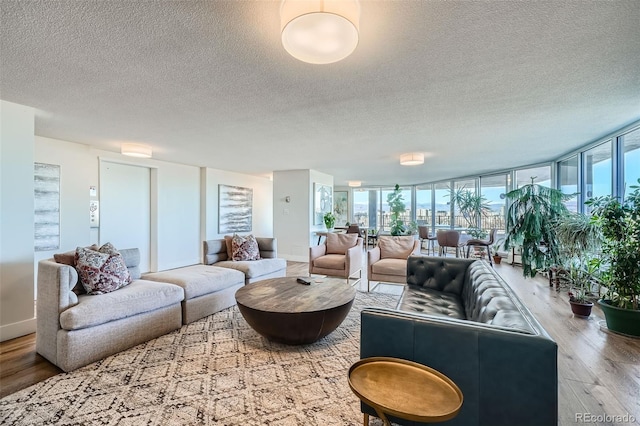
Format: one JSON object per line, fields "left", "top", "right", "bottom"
{"left": 400, "top": 153, "right": 424, "bottom": 166}
{"left": 281, "top": 0, "right": 360, "bottom": 65}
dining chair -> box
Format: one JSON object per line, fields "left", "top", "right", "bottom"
{"left": 418, "top": 225, "right": 437, "bottom": 255}
{"left": 436, "top": 230, "right": 461, "bottom": 257}
{"left": 465, "top": 228, "right": 497, "bottom": 266}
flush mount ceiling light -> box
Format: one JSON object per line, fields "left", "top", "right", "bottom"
{"left": 280, "top": 0, "right": 360, "bottom": 65}
{"left": 121, "top": 143, "right": 152, "bottom": 158}
{"left": 348, "top": 181, "right": 361, "bottom": 187}
{"left": 400, "top": 153, "right": 424, "bottom": 166}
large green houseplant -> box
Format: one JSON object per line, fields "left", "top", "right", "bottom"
{"left": 448, "top": 186, "right": 491, "bottom": 239}
{"left": 387, "top": 184, "right": 407, "bottom": 236}
{"left": 504, "top": 179, "right": 572, "bottom": 278}
{"left": 586, "top": 178, "right": 640, "bottom": 336}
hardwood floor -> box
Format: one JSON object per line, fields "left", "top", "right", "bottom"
{"left": 2, "top": 255, "right": 639, "bottom": 425}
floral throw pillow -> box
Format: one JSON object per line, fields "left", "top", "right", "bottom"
{"left": 75, "top": 242, "right": 132, "bottom": 295}
{"left": 231, "top": 234, "right": 261, "bottom": 261}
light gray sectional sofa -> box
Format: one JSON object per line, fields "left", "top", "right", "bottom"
{"left": 36, "top": 248, "right": 184, "bottom": 372}
{"left": 203, "top": 237, "right": 286, "bottom": 284}
{"left": 142, "top": 265, "right": 245, "bottom": 324}
{"left": 37, "top": 238, "right": 287, "bottom": 371}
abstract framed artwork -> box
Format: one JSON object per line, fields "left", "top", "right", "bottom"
{"left": 314, "top": 183, "right": 333, "bottom": 225}
{"left": 218, "top": 184, "right": 253, "bottom": 233}
{"left": 34, "top": 162, "right": 60, "bottom": 251}
{"left": 333, "top": 191, "right": 348, "bottom": 226}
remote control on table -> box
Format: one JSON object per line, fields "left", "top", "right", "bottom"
{"left": 296, "top": 277, "right": 311, "bottom": 285}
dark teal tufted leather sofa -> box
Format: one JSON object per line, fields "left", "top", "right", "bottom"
{"left": 360, "top": 256, "right": 557, "bottom": 426}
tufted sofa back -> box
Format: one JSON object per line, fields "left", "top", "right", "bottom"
{"left": 405, "top": 256, "right": 537, "bottom": 334}
{"left": 407, "top": 256, "right": 473, "bottom": 295}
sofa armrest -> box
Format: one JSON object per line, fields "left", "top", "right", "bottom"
{"left": 36, "top": 260, "right": 79, "bottom": 366}
{"left": 360, "top": 307, "right": 557, "bottom": 426}
{"left": 257, "top": 237, "right": 277, "bottom": 259}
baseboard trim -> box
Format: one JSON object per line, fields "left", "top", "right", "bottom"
{"left": 0, "top": 317, "right": 36, "bottom": 342}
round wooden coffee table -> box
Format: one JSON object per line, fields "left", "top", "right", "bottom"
{"left": 235, "top": 277, "right": 356, "bottom": 344}
{"left": 348, "top": 357, "right": 463, "bottom": 425}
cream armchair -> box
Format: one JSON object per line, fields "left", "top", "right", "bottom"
{"left": 309, "top": 233, "right": 363, "bottom": 284}
{"left": 367, "top": 235, "right": 421, "bottom": 291}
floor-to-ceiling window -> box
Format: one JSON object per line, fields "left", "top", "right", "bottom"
{"left": 558, "top": 155, "right": 579, "bottom": 212}
{"left": 353, "top": 188, "right": 374, "bottom": 228}
{"left": 583, "top": 141, "right": 612, "bottom": 212}
{"left": 434, "top": 182, "right": 451, "bottom": 231}
{"left": 415, "top": 184, "right": 433, "bottom": 232}
{"left": 622, "top": 127, "right": 640, "bottom": 199}
{"left": 480, "top": 174, "right": 508, "bottom": 235}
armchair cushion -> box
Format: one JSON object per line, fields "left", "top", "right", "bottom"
{"left": 378, "top": 236, "right": 416, "bottom": 259}
{"left": 370, "top": 258, "right": 407, "bottom": 276}
{"left": 326, "top": 232, "right": 358, "bottom": 254}
{"left": 313, "top": 254, "right": 346, "bottom": 270}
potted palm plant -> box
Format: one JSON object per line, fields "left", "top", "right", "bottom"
{"left": 586, "top": 178, "right": 640, "bottom": 336}
{"left": 504, "top": 178, "right": 573, "bottom": 278}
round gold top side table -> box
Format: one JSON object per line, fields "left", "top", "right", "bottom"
{"left": 348, "top": 357, "right": 463, "bottom": 425}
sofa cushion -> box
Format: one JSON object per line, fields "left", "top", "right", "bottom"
{"left": 59, "top": 279, "right": 184, "bottom": 330}
{"left": 231, "top": 234, "right": 260, "bottom": 261}
{"left": 378, "top": 236, "right": 415, "bottom": 259}
{"left": 398, "top": 286, "right": 466, "bottom": 319}
{"left": 371, "top": 258, "right": 407, "bottom": 276}
{"left": 214, "top": 258, "right": 287, "bottom": 279}
{"left": 143, "top": 265, "right": 245, "bottom": 300}
{"left": 326, "top": 233, "right": 358, "bottom": 254}
{"left": 75, "top": 243, "right": 132, "bottom": 295}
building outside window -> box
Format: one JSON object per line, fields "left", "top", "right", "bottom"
{"left": 583, "top": 141, "right": 612, "bottom": 213}
{"left": 558, "top": 155, "right": 579, "bottom": 212}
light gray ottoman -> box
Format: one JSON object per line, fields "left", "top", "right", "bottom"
{"left": 143, "top": 265, "right": 245, "bottom": 324}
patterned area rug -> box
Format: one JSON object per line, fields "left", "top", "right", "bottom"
{"left": 1, "top": 290, "right": 398, "bottom": 425}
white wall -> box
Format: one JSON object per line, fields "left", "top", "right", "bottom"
{"left": 202, "top": 168, "right": 273, "bottom": 246}
{"left": 33, "top": 137, "right": 95, "bottom": 278}
{"left": 0, "top": 100, "right": 36, "bottom": 341}
{"left": 273, "top": 169, "right": 333, "bottom": 261}
{"left": 157, "top": 163, "right": 200, "bottom": 269}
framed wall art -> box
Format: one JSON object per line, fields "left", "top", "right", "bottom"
{"left": 34, "top": 162, "right": 60, "bottom": 251}
{"left": 219, "top": 184, "right": 253, "bottom": 233}
{"left": 333, "top": 191, "right": 348, "bottom": 226}
{"left": 314, "top": 183, "right": 333, "bottom": 225}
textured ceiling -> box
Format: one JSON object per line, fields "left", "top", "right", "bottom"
{"left": 1, "top": 0, "right": 639, "bottom": 186}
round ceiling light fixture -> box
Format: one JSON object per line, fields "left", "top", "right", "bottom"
{"left": 400, "top": 153, "right": 424, "bottom": 166}
{"left": 121, "top": 143, "right": 152, "bottom": 158}
{"left": 280, "top": 0, "right": 360, "bottom": 65}
{"left": 348, "top": 181, "right": 361, "bottom": 187}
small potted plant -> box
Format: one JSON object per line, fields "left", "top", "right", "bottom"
{"left": 323, "top": 212, "right": 336, "bottom": 231}
{"left": 491, "top": 239, "right": 503, "bottom": 265}
{"left": 561, "top": 258, "right": 600, "bottom": 318}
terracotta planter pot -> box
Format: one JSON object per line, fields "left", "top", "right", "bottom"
{"left": 492, "top": 255, "right": 502, "bottom": 264}
{"left": 569, "top": 299, "right": 593, "bottom": 317}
